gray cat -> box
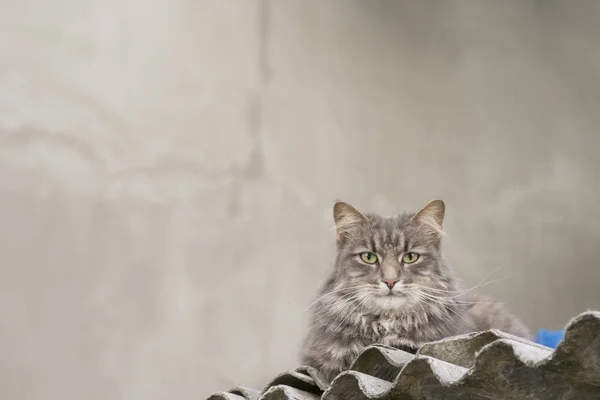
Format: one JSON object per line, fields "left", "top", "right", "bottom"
{"left": 301, "top": 199, "right": 531, "bottom": 382}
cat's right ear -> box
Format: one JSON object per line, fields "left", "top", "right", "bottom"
{"left": 333, "top": 201, "right": 366, "bottom": 242}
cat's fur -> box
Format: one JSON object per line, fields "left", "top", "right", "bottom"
{"left": 301, "top": 199, "right": 531, "bottom": 382}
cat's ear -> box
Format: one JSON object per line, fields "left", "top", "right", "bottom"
{"left": 333, "top": 201, "right": 366, "bottom": 241}
{"left": 412, "top": 199, "right": 445, "bottom": 237}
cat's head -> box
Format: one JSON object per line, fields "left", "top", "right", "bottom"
{"left": 330, "top": 199, "right": 456, "bottom": 312}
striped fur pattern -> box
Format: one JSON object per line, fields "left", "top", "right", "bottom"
{"left": 301, "top": 200, "right": 531, "bottom": 382}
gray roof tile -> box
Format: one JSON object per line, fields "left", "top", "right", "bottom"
{"left": 261, "top": 385, "right": 321, "bottom": 400}
{"left": 264, "top": 366, "right": 329, "bottom": 394}
{"left": 206, "top": 311, "right": 600, "bottom": 399}
{"left": 207, "top": 387, "right": 261, "bottom": 400}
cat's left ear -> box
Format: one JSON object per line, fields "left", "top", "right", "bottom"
{"left": 412, "top": 199, "right": 445, "bottom": 237}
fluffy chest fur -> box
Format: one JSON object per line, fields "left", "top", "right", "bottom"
{"left": 347, "top": 308, "right": 460, "bottom": 344}
{"left": 301, "top": 295, "right": 469, "bottom": 382}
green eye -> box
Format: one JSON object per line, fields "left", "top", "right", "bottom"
{"left": 360, "top": 252, "right": 378, "bottom": 264}
{"left": 402, "top": 252, "right": 419, "bottom": 264}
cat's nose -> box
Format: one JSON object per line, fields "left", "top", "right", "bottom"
{"left": 382, "top": 279, "right": 398, "bottom": 289}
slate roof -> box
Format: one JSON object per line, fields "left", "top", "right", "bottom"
{"left": 206, "top": 311, "right": 600, "bottom": 400}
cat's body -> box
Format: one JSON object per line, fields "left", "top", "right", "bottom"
{"left": 301, "top": 200, "right": 531, "bottom": 382}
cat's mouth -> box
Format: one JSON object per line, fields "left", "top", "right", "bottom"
{"left": 373, "top": 292, "right": 409, "bottom": 309}
{"left": 377, "top": 289, "right": 406, "bottom": 299}
{"left": 379, "top": 287, "right": 406, "bottom": 297}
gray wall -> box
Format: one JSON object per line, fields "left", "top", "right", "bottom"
{"left": 1, "top": 1, "right": 599, "bottom": 399}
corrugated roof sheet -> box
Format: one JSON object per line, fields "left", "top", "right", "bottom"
{"left": 207, "top": 311, "right": 600, "bottom": 399}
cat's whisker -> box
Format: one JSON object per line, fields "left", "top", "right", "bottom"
{"left": 442, "top": 302, "right": 476, "bottom": 330}
{"left": 453, "top": 275, "right": 513, "bottom": 298}
{"left": 409, "top": 289, "right": 451, "bottom": 303}
{"left": 409, "top": 289, "right": 480, "bottom": 306}
{"left": 411, "top": 290, "right": 477, "bottom": 330}
{"left": 456, "top": 265, "right": 509, "bottom": 295}
{"left": 358, "top": 294, "right": 373, "bottom": 315}
{"left": 410, "top": 292, "right": 463, "bottom": 331}
{"left": 314, "top": 296, "right": 355, "bottom": 317}
{"left": 407, "top": 292, "right": 428, "bottom": 318}
{"left": 327, "top": 293, "right": 366, "bottom": 332}
{"left": 312, "top": 291, "right": 360, "bottom": 311}
{"left": 314, "top": 289, "right": 373, "bottom": 318}
{"left": 340, "top": 293, "right": 371, "bottom": 324}
{"left": 327, "top": 292, "right": 373, "bottom": 335}
{"left": 305, "top": 285, "right": 371, "bottom": 311}
{"left": 471, "top": 264, "right": 504, "bottom": 288}
{"left": 408, "top": 288, "right": 487, "bottom": 304}
{"left": 404, "top": 283, "right": 482, "bottom": 297}
{"left": 403, "top": 265, "right": 507, "bottom": 297}
{"left": 403, "top": 284, "right": 468, "bottom": 294}
{"left": 313, "top": 296, "right": 349, "bottom": 317}
{"left": 404, "top": 274, "right": 513, "bottom": 300}
{"left": 306, "top": 285, "right": 366, "bottom": 306}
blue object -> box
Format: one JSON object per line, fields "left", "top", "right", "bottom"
{"left": 534, "top": 329, "right": 565, "bottom": 348}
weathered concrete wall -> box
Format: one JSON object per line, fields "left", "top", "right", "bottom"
{"left": 1, "top": 1, "right": 599, "bottom": 398}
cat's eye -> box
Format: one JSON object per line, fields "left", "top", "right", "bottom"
{"left": 402, "top": 252, "right": 419, "bottom": 264}
{"left": 359, "top": 252, "right": 378, "bottom": 264}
